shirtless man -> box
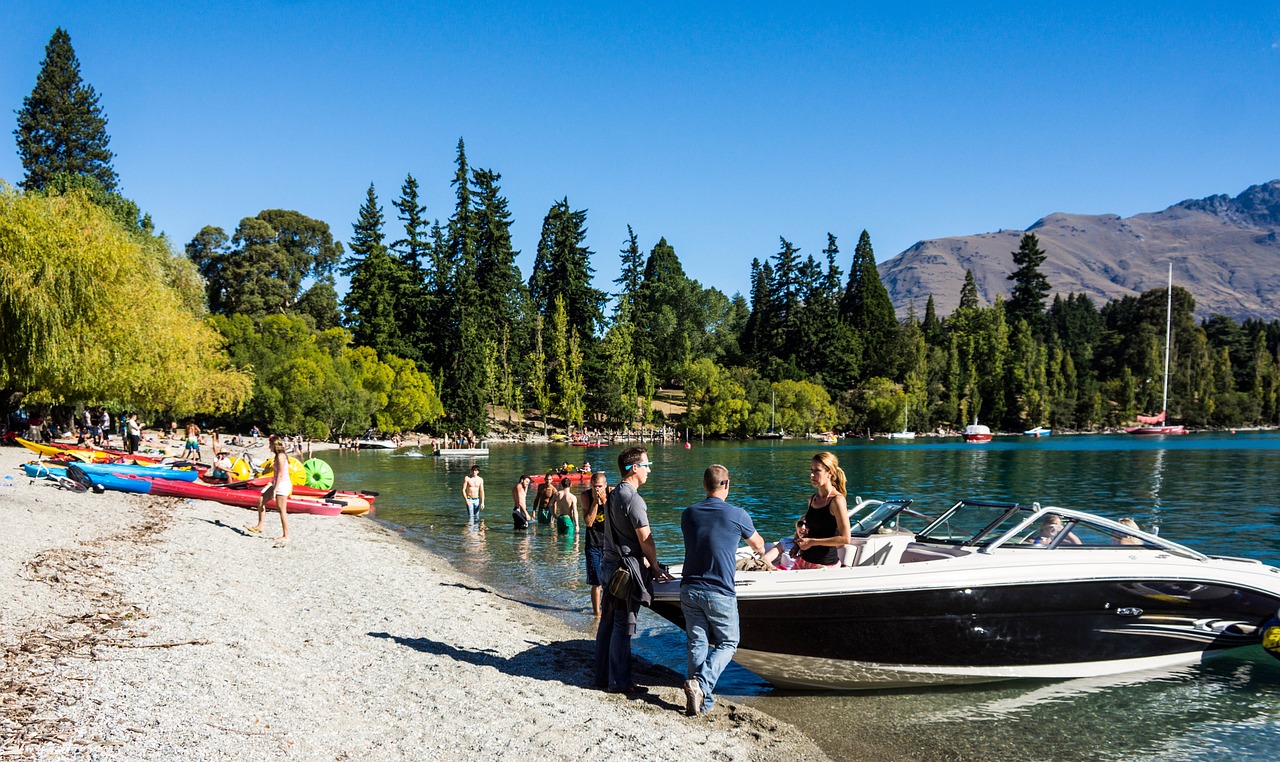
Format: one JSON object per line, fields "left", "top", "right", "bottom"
{"left": 462, "top": 465, "right": 485, "bottom": 520}
{"left": 552, "top": 476, "right": 579, "bottom": 536}
{"left": 512, "top": 474, "right": 533, "bottom": 530}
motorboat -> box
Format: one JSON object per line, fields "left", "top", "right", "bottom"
{"left": 355, "top": 439, "right": 399, "bottom": 450}
{"left": 963, "top": 423, "right": 992, "bottom": 442}
{"left": 650, "top": 498, "right": 1280, "bottom": 690}
{"left": 1024, "top": 426, "right": 1052, "bottom": 437}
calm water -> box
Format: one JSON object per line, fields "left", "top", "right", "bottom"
{"left": 326, "top": 434, "right": 1280, "bottom": 761}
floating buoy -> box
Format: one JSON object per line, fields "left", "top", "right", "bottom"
{"left": 1263, "top": 610, "right": 1280, "bottom": 661}
{"left": 684, "top": 442, "right": 691, "bottom": 449}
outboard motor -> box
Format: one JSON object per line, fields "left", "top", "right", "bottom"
{"left": 1263, "top": 608, "right": 1280, "bottom": 661}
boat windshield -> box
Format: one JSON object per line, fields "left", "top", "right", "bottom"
{"left": 848, "top": 500, "right": 934, "bottom": 537}
{"left": 916, "top": 500, "right": 1024, "bottom": 546}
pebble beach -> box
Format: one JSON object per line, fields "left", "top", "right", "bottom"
{"left": 0, "top": 441, "right": 831, "bottom": 761}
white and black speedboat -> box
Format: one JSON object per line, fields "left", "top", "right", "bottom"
{"left": 651, "top": 499, "right": 1280, "bottom": 690}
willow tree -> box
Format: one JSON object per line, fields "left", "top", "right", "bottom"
{"left": 0, "top": 186, "right": 251, "bottom": 413}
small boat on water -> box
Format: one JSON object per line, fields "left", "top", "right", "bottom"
{"left": 887, "top": 406, "right": 915, "bottom": 440}
{"left": 1024, "top": 426, "right": 1052, "bottom": 438}
{"left": 355, "top": 439, "right": 399, "bottom": 450}
{"left": 964, "top": 423, "right": 992, "bottom": 442}
{"left": 651, "top": 498, "right": 1280, "bottom": 690}
{"left": 433, "top": 441, "right": 490, "bottom": 457}
{"left": 1127, "top": 264, "right": 1189, "bottom": 436}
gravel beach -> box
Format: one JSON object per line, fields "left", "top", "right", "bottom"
{"left": 0, "top": 443, "right": 831, "bottom": 761}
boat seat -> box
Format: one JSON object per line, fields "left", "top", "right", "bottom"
{"left": 837, "top": 543, "right": 861, "bottom": 567}
{"left": 856, "top": 534, "right": 908, "bottom": 567}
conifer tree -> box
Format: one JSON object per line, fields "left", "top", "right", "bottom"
{"left": 389, "top": 173, "right": 430, "bottom": 364}
{"left": 528, "top": 198, "right": 603, "bottom": 338}
{"left": 958, "top": 269, "right": 980, "bottom": 310}
{"left": 839, "top": 230, "right": 898, "bottom": 378}
{"left": 15, "top": 28, "right": 118, "bottom": 192}
{"left": 342, "top": 184, "right": 408, "bottom": 358}
{"left": 633, "top": 237, "right": 700, "bottom": 383}
{"left": 615, "top": 225, "right": 645, "bottom": 302}
{"left": 1006, "top": 232, "right": 1052, "bottom": 332}
{"left": 472, "top": 168, "right": 525, "bottom": 341}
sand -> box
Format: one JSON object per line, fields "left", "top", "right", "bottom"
{"left": 0, "top": 443, "right": 831, "bottom": 761}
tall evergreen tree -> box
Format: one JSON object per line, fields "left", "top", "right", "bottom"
{"left": 341, "top": 184, "right": 408, "bottom": 358}
{"left": 1006, "top": 232, "right": 1052, "bottom": 331}
{"left": 15, "top": 28, "right": 118, "bottom": 192}
{"left": 958, "top": 269, "right": 980, "bottom": 310}
{"left": 633, "top": 237, "right": 700, "bottom": 383}
{"left": 528, "top": 198, "right": 604, "bottom": 338}
{"left": 615, "top": 225, "right": 645, "bottom": 304}
{"left": 471, "top": 168, "right": 526, "bottom": 340}
{"left": 839, "top": 230, "right": 898, "bottom": 378}
{"left": 389, "top": 173, "right": 430, "bottom": 364}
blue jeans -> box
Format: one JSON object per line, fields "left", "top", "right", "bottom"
{"left": 465, "top": 497, "right": 480, "bottom": 519}
{"left": 594, "top": 560, "right": 635, "bottom": 689}
{"left": 584, "top": 546, "right": 604, "bottom": 586}
{"left": 680, "top": 586, "right": 739, "bottom": 713}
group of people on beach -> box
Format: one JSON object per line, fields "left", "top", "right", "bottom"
{"left": 463, "top": 446, "right": 852, "bottom": 717}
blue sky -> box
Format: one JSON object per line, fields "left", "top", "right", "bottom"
{"left": 4, "top": 2, "right": 1279, "bottom": 300}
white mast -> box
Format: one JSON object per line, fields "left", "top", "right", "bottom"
{"left": 1161, "top": 262, "right": 1173, "bottom": 418}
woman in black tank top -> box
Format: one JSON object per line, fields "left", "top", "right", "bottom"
{"left": 795, "top": 452, "right": 852, "bottom": 568}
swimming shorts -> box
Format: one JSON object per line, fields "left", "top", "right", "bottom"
{"left": 556, "top": 515, "right": 575, "bottom": 535}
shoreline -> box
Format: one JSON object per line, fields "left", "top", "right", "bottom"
{"left": 0, "top": 446, "right": 832, "bottom": 761}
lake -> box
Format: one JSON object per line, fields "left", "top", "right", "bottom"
{"left": 323, "top": 433, "right": 1280, "bottom": 761}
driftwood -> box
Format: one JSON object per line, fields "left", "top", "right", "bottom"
{"left": 1, "top": 500, "right": 174, "bottom": 754}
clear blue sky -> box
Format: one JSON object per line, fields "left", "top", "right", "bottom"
{"left": 4, "top": 2, "right": 1279, "bottom": 300}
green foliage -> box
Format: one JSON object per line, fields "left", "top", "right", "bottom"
{"left": 186, "top": 209, "right": 342, "bottom": 319}
{"left": 342, "top": 183, "right": 413, "bottom": 358}
{"left": 840, "top": 230, "right": 898, "bottom": 378}
{"left": 0, "top": 186, "right": 251, "bottom": 414}
{"left": 16, "top": 28, "right": 117, "bottom": 193}
{"left": 772, "top": 379, "right": 836, "bottom": 434}
{"left": 529, "top": 198, "right": 604, "bottom": 338}
{"left": 684, "top": 358, "right": 752, "bottom": 435}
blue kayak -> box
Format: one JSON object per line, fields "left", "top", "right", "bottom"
{"left": 73, "top": 461, "right": 199, "bottom": 482}
{"left": 22, "top": 462, "right": 154, "bottom": 493}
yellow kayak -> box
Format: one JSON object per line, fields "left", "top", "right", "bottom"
{"left": 16, "top": 437, "right": 109, "bottom": 462}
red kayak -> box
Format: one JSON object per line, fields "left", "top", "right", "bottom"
{"left": 210, "top": 476, "right": 375, "bottom": 508}
{"left": 148, "top": 478, "right": 345, "bottom": 516}
{"left": 530, "top": 471, "right": 596, "bottom": 485}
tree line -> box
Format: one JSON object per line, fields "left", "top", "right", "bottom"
{"left": 6, "top": 28, "right": 1280, "bottom": 439}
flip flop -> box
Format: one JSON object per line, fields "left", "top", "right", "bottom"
{"left": 243, "top": 525, "right": 261, "bottom": 533}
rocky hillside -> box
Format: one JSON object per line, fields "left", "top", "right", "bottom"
{"left": 879, "top": 180, "right": 1280, "bottom": 321}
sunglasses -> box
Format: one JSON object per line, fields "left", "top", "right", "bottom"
{"left": 626, "top": 461, "right": 654, "bottom": 470}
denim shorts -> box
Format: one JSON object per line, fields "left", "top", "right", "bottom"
{"left": 585, "top": 546, "right": 605, "bottom": 586}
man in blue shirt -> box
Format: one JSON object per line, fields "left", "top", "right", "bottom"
{"left": 680, "top": 464, "right": 770, "bottom": 716}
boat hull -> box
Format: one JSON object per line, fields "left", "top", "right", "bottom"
{"left": 650, "top": 568, "right": 1280, "bottom": 689}
{"left": 1125, "top": 425, "right": 1189, "bottom": 435}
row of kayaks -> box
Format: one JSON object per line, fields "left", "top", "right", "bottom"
{"left": 19, "top": 438, "right": 375, "bottom": 516}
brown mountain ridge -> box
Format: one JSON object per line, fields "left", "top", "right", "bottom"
{"left": 879, "top": 180, "right": 1280, "bottom": 321}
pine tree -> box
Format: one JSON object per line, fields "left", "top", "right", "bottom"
{"left": 1006, "top": 232, "right": 1051, "bottom": 331}
{"left": 528, "top": 198, "right": 603, "bottom": 338}
{"left": 615, "top": 225, "right": 644, "bottom": 303}
{"left": 390, "top": 173, "right": 430, "bottom": 364}
{"left": 471, "top": 168, "right": 525, "bottom": 341}
{"left": 15, "top": 28, "right": 118, "bottom": 192}
{"left": 958, "top": 269, "right": 980, "bottom": 311}
{"left": 633, "top": 237, "right": 700, "bottom": 384}
{"left": 341, "top": 183, "right": 407, "bottom": 357}
{"left": 839, "top": 230, "right": 898, "bottom": 378}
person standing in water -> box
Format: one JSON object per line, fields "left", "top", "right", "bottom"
{"left": 552, "top": 476, "right": 579, "bottom": 536}
{"left": 512, "top": 474, "right": 533, "bottom": 530}
{"left": 462, "top": 465, "right": 485, "bottom": 521}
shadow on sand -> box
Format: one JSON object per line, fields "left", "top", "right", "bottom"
{"left": 368, "top": 631, "right": 682, "bottom": 711}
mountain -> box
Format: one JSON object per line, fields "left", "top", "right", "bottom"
{"left": 879, "top": 180, "right": 1280, "bottom": 321}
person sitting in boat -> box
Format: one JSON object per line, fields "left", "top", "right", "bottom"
{"left": 580, "top": 461, "right": 592, "bottom": 474}
{"left": 1113, "top": 517, "right": 1144, "bottom": 546}
{"left": 792, "top": 452, "right": 853, "bottom": 569}
{"left": 209, "top": 451, "right": 233, "bottom": 482}
{"left": 1033, "top": 514, "right": 1081, "bottom": 546}
{"left": 760, "top": 518, "right": 807, "bottom": 570}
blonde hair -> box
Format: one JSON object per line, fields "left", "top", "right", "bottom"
{"left": 812, "top": 452, "right": 847, "bottom": 496}
{"left": 270, "top": 439, "right": 286, "bottom": 454}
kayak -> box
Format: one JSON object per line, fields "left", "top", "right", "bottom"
{"left": 16, "top": 437, "right": 164, "bottom": 464}
{"left": 72, "top": 461, "right": 200, "bottom": 483}
{"left": 530, "top": 471, "right": 596, "bottom": 485}
{"left": 147, "top": 478, "right": 351, "bottom": 516}
{"left": 214, "top": 476, "right": 375, "bottom": 512}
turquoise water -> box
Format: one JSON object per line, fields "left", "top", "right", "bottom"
{"left": 327, "top": 434, "right": 1280, "bottom": 761}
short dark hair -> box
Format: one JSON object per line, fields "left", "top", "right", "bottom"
{"left": 470, "top": 465, "right": 480, "bottom": 473}
{"left": 703, "top": 464, "right": 729, "bottom": 492}
{"left": 618, "top": 446, "right": 647, "bottom": 476}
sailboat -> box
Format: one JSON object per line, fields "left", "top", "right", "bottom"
{"left": 1126, "top": 263, "right": 1188, "bottom": 436}
{"left": 759, "top": 389, "right": 784, "bottom": 439}
{"left": 886, "top": 403, "right": 915, "bottom": 440}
